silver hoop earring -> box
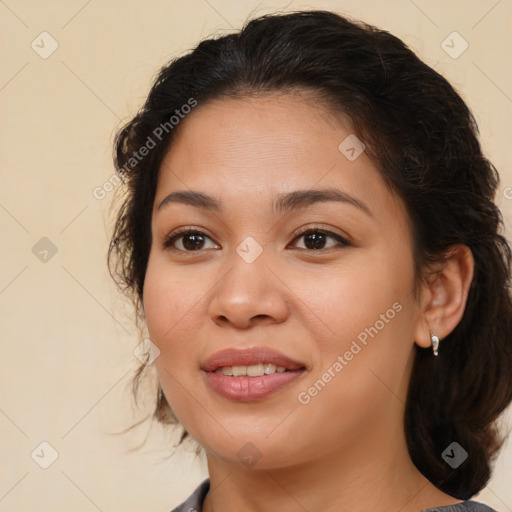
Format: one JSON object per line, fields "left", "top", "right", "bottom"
{"left": 158, "top": 386, "right": 163, "bottom": 403}
{"left": 430, "top": 332, "right": 440, "bottom": 356}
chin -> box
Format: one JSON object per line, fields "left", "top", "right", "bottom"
{"left": 194, "top": 428, "right": 307, "bottom": 471}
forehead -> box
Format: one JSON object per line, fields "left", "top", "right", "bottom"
{"left": 155, "top": 93, "right": 400, "bottom": 220}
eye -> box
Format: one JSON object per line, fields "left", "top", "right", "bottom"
{"left": 289, "top": 228, "right": 350, "bottom": 251}
{"left": 163, "top": 229, "right": 219, "bottom": 251}
{"left": 162, "top": 226, "right": 350, "bottom": 253}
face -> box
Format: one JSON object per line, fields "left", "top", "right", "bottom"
{"left": 143, "top": 93, "right": 422, "bottom": 469}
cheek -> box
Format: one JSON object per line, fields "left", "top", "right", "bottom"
{"left": 143, "top": 262, "right": 174, "bottom": 342}
{"left": 292, "top": 247, "right": 417, "bottom": 406}
{"left": 292, "top": 246, "right": 414, "bottom": 350}
{"left": 142, "top": 257, "right": 209, "bottom": 388}
{"left": 143, "top": 254, "right": 205, "bottom": 341}
{"left": 142, "top": 256, "right": 208, "bottom": 430}
{"left": 290, "top": 294, "right": 416, "bottom": 460}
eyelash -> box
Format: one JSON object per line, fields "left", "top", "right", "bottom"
{"left": 162, "top": 226, "right": 351, "bottom": 253}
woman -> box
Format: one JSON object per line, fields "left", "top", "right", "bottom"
{"left": 108, "top": 10, "right": 512, "bottom": 512}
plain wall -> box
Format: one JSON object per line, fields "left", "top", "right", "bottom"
{"left": 1, "top": 1, "right": 511, "bottom": 510}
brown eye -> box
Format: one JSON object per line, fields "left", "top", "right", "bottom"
{"left": 290, "top": 229, "right": 349, "bottom": 251}
{"left": 163, "top": 230, "right": 218, "bottom": 251}
{"left": 163, "top": 227, "right": 349, "bottom": 253}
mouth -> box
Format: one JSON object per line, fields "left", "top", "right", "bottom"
{"left": 202, "top": 347, "right": 307, "bottom": 402}
{"left": 213, "top": 363, "right": 293, "bottom": 377}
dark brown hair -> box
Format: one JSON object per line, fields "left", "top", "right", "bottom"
{"left": 108, "top": 10, "right": 512, "bottom": 500}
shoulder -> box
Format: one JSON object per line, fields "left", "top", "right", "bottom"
{"left": 421, "top": 500, "right": 497, "bottom": 512}
{"left": 169, "top": 479, "right": 210, "bottom": 512}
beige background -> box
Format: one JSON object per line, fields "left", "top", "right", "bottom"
{"left": 1, "top": 0, "right": 511, "bottom": 510}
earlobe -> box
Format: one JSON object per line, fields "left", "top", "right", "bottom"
{"left": 414, "top": 244, "right": 474, "bottom": 351}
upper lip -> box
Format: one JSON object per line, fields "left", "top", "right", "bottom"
{"left": 202, "top": 347, "right": 306, "bottom": 372}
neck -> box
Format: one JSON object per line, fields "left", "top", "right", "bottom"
{"left": 201, "top": 415, "right": 461, "bottom": 512}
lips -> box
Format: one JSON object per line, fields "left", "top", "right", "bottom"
{"left": 202, "top": 347, "right": 307, "bottom": 402}
{"left": 202, "top": 347, "right": 306, "bottom": 372}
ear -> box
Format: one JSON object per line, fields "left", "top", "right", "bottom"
{"left": 414, "top": 244, "right": 474, "bottom": 349}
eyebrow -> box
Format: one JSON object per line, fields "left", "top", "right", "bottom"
{"left": 156, "top": 188, "right": 372, "bottom": 217}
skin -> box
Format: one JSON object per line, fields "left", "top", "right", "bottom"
{"left": 143, "top": 92, "right": 474, "bottom": 512}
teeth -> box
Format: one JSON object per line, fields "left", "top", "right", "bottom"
{"left": 247, "top": 363, "right": 264, "bottom": 377}
{"left": 232, "top": 365, "right": 246, "bottom": 377}
{"left": 264, "top": 363, "right": 277, "bottom": 374}
{"left": 215, "top": 363, "right": 289, "bottom": 376}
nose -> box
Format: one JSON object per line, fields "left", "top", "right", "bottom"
{"left": 208, "top": 252, "right": 290, "bottom": 330}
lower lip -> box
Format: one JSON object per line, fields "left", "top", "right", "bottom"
{"left": 203, "top": 369, "right": 305, "bottom": 402}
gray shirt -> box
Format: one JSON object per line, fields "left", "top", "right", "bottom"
{"left": 169, "top": 479, "right": 497, "bottom": 511}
